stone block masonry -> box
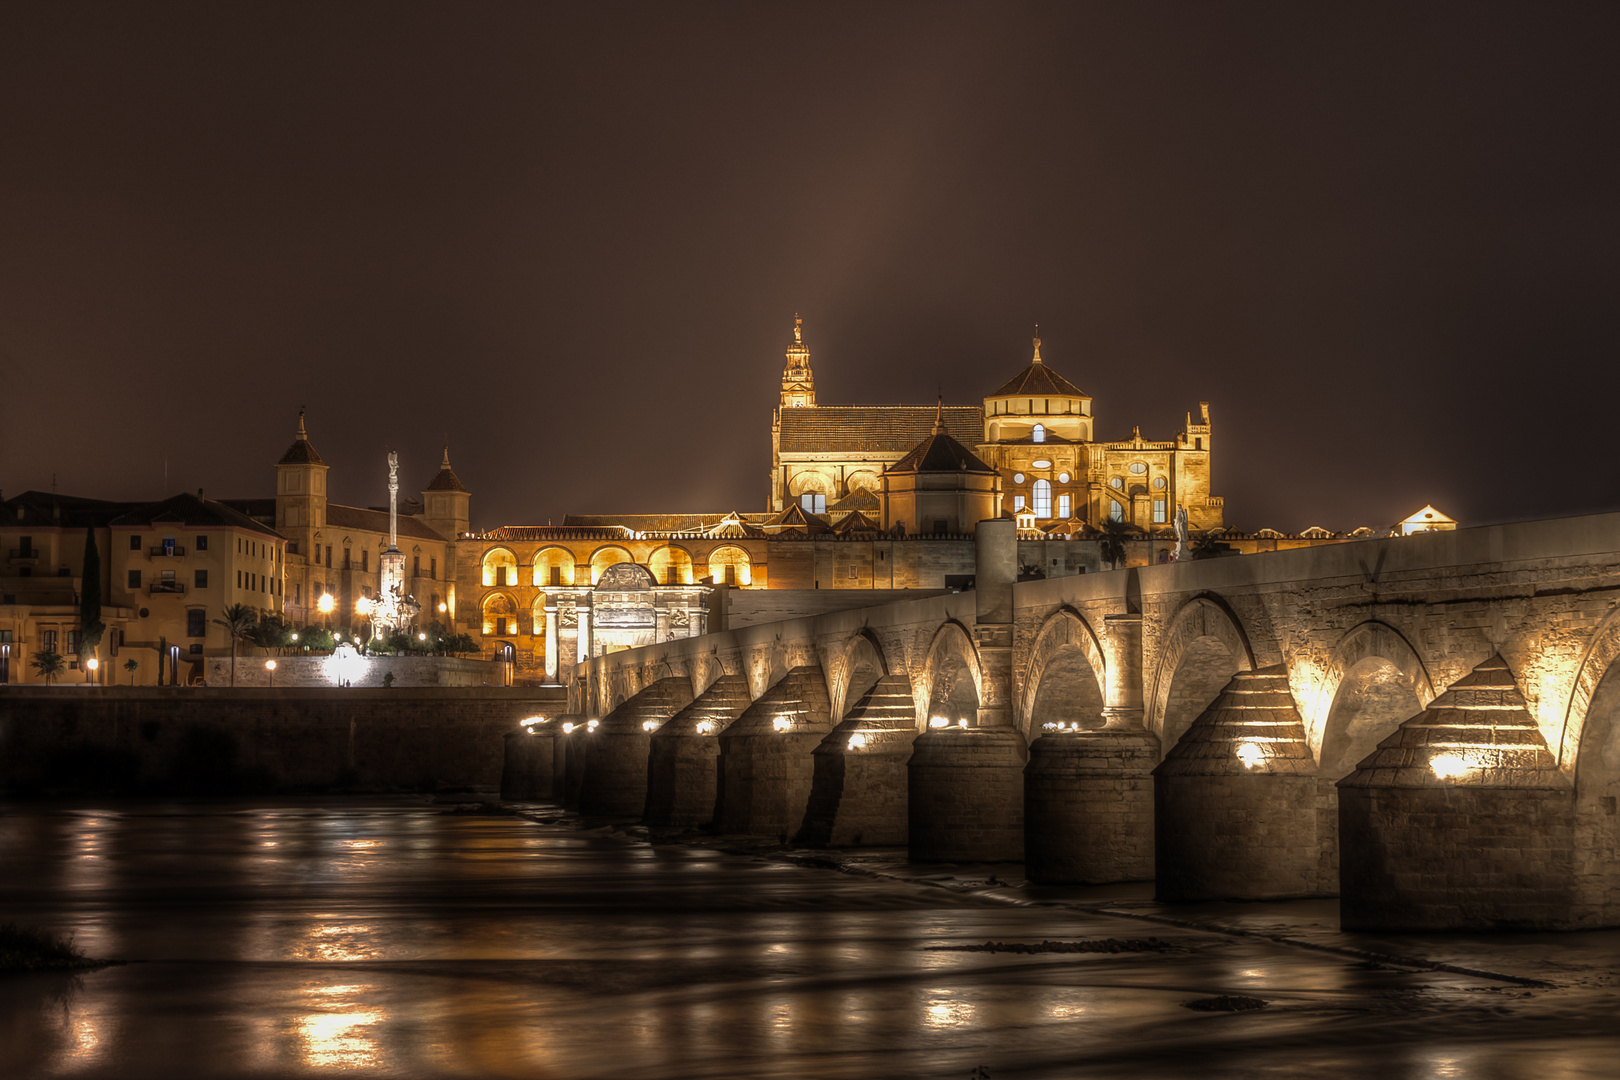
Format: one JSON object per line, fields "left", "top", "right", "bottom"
{"left": 0, "top": 685, "right": 564, "bottom": 795}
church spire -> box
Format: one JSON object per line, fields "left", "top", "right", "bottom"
{"left": 296, "top": 407, "right": 307, "bottom": 439}
{"left": 932, "top": 395, "right": 946, "bottom": 436}
{"left": 441, "top": 441, "right": 451, "bottom": 469}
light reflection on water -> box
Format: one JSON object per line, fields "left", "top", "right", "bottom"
{"left": 0, "top": 801, "right": 1614, "bottom": 1080}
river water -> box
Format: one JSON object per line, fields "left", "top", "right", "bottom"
{"left": 0, "top": 800, "right": 1615, "bottom": 1079}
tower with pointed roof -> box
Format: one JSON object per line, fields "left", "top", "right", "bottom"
{"left": 421, "top": 443, "right": 471, "bottom": 540}
{"left": 275, "top": 409, "right": 329, "bottom": 540}
{"left": 779, "top": 314, "right": 815, "bottom": 409}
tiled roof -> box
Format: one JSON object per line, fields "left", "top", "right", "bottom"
{"left": 778, "top": 405, "right": 983, "bottom": 454}
{"left": 561, "top": 513, "right": 772, "bottom": 535}
{"left": 424, "top": 468, "right": 467, "bottom": 492}
{"left": 323, "top": 503, "right": 450, "bottom": 542}
{"left": 828, "top": 487, "right": 881, "bottom": 515}
{"left": 0, "top": 491, "right": 144, "bottom": 529}
{"left": 277, "top": 439, "right": 326, "bottom": 466}
{"left": 110, "top": 492, "right": 284, "bottom": 539}
{"left": 887, "top": 430, "right": 998, "bottom": 475}
{"left": 989, "top": 361, "right": 1087, "bottom": 399}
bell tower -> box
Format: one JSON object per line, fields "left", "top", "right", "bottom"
{"left": 780, "top": 314, "right": 816, "bottom": 409}
{"left": 275, "top": 408, "right": 328, "bottom": 539}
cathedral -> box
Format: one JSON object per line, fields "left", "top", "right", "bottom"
{"left": 770, "top": 316, "right": 1222, "bottom": 534}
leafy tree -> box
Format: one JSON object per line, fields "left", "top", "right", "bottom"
{"left": 77, "top": 527, "right": 105, "bottom": 663}
{"left": 248, "top": 618, "right": 292, "bottom": 654}
{"left": 1190, "top": 532, "right": 1224, "bottom": 561}
{"left": 299, "top": 626, "right": 335, "bottom": 652}
{"left": 1098, "top": 519, "right": 1131, "bottom": 570}
{"left": 123, "top": 657, "right": 139, "bottom": 685}
{"left": 444, "top": 632, "right": 478, "bottom": 655}
{"left": 212, "top": 604, "right": 259, "bottom": 687}
{"left": 31, "top": 647, "right": 66, "bottom": 686}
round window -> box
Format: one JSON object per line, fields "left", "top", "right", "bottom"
{"left": 1129, "top": 462, "right": 1147, "bottom": 474}
{"left": 1110, "top": 477, "right": 1122, "bottom": 489}
{"left": 1031, "top": 459, "right": 1052, "bottom": 469}
{"left": 1013, "top": 473, "right": 1025, "bottom": 485}
{"left": 1153, "top": 477, "right": 1166, "bottom": 490}
{"left": 1057, "top": 472, "right": 1071, "bottom": 484}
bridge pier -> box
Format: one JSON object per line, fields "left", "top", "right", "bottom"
{"left": 1153, "top": 665, "right": 1335, "bottom": 901}
{"left": 716, "top": 666, "right": 833, "bottom": 839}
{"left": 579, "top": 678, "right": 694, "bottom": 818}
{"left": 1338, "top": 655, "right": 1576, "bottom": 930}
{"left": 798, "top": 672, "right": 916, "bottom": 847}
{"left": 645, "top": 674, "right": 751, "bottom": 828}
{"left": 908, "top": 728, "right": 1026, "bottom": 862}
{"left": 561, "top": 725, "right": 587, "bottom": 809}
{"left": 1024, "top": 728, "right": 1158, "bottom": 884}
{"left": 501, "top": 728, "right": 553, "bottom": 801}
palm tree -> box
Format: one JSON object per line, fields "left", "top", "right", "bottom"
{"left": 1098, "top": 518, "right": 1131, "bottom": 570}
{"left": 212, "top": 604, "right": 259, "bottom": 687}
{"left": 31, "top": 647, "right": 66, "bottom": 686}
{"left": 123, "top": 657, "right": 139, "bottom": 685}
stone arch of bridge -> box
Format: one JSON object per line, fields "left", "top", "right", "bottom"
{"left": 1148, "top": 593, "right": 1256, "bottom": 752}
{"left": 1561, "top": 603, "right": 1620, "bottom": 773}
{"left": 1019, "top": 606, "right": 1108, "bottom": 740}
{"left": 1310, "top": 620, "right": 1434, "bottom": 778}
{"left": 922, "top": 620, "right": 983, "bottom": 729}
{"left": 830, "top": 628, "right": 891, "bottom": 721}
{"left": 1570, "top": 606, "right": 1620, "bottom": 924}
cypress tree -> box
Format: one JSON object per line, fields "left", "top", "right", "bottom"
{"left": 78, "top": 527, "right": 105, "bottom": 659}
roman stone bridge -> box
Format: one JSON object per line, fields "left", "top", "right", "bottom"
{"left": 509, "top": 515, "right": 1620, "bottom": 931}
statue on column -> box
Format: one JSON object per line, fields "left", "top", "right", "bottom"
{"left": 358, "top": 451, "right": 422, "bottom": 639}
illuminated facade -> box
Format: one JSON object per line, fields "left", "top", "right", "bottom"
{"left": 772, "top": 320, "right": 1223, "bottom": 532}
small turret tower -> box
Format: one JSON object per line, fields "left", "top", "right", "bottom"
{"left": 421, "top": 443, "right": 471, "bottom": 540}
{"left": 275, "top": 408, "right": 329, "bottom": 537}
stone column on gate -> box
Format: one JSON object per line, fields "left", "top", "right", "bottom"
{"left": 544, "top": 601, "right": 558, "bottom": 682}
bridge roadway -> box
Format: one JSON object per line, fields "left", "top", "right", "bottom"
{"left": 507, "top": 514, "right": 1620, "bottom": 931}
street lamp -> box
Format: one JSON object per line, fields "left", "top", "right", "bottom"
{"left": 317, "top": 593, "right": 335, "bottom": 631}
{"left": 265, "top": 659, "right": 277, "bottom": 688}
{"left": 85, "top": 657, "right": 99, "bottom": 685}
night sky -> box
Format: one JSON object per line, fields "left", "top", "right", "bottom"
{"left": 3, "top": 2, "right": 1618, "bottom": 533}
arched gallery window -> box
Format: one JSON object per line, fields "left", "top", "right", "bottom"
{"left": 1032, "top": 423, "right": 1045, "bottom": 443}
{"left": 1032, "top": 479, "right": 1052, "bottom": 518}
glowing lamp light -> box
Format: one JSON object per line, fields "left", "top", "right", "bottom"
{"left": 438, "top": 602, "right": 448, "bottom": 613}
{"left": 928, "top": 716, "right": 948, "bottom": 730}
{"left": 586, "top": 719, "right": 599, "bottom": 732}
{"left": 773, "top": 717, "right": 790, "bottom": 732}
{"left": 317, "top": 595, "right": 335, "bottom": 615}
{"left": 290, "top": 633, "right": 299, "bottom": 641}
{"left": 86, "top": 658, "right": 99, "bottom": 672}
{"left": 1236, "top": 742, "right": 1264, "bottom": 770}
{"left": 561, "top": 722, "right": 576, "bottom": 734}
{"left": 1430, "top": 753, "right": 1471, "bottom": 780}
{"left": 695, "top": 720, "right": 715, "bottom": 736}
{"left": 642, "top": 720, "right": 660, "bottom": 732}
{"left": 847, "top": 732, "right": 868, "bottom": 750}
{"left": 418, "top": 632, "right": 427, "bottom": 641}
{"left": 1041, "top": 722, "right": 1058, "bottom": 732}
{"left": 265, "top": 660, "right": 277, "bottom": 671}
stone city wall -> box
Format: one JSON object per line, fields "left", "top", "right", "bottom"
{"left": 0, "top": 685, "right": 566, "bottom": 795}
{"left": 204, "top": 654, "right": 508, "bottom": 688}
